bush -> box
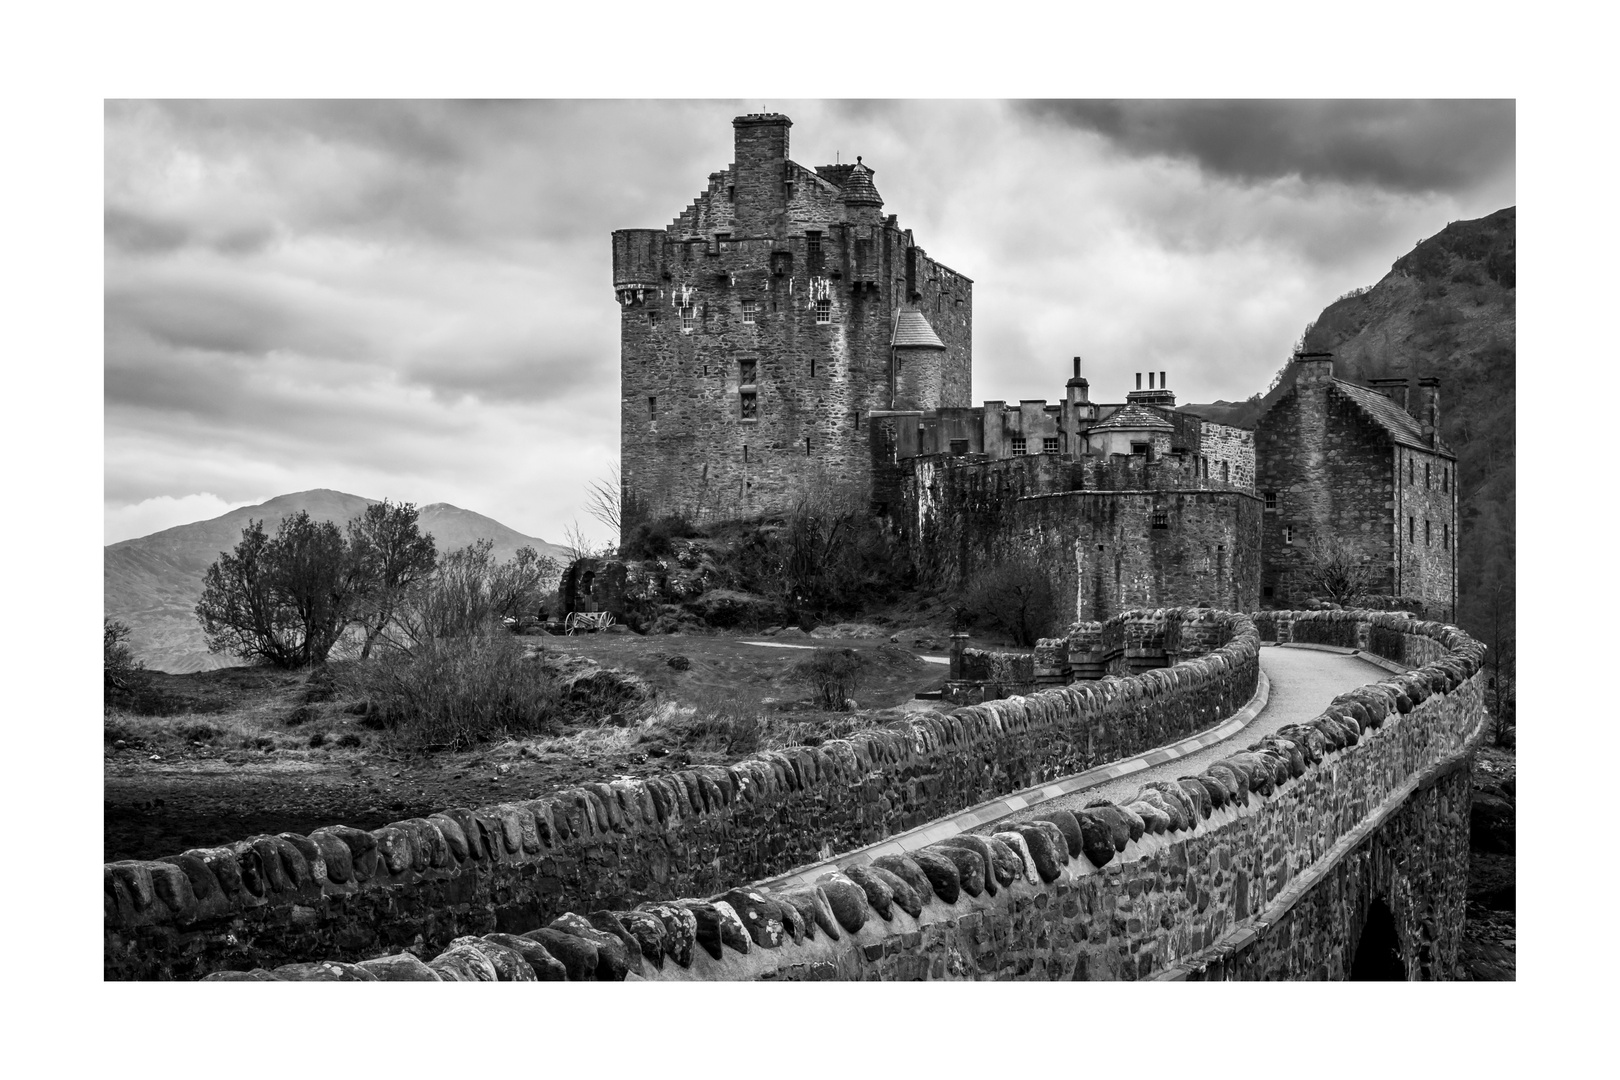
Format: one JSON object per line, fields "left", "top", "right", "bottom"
{"left": 623, "top": 513, "right": 702, "bottom": 560}
{"left": 959, "top": 555, "right": 1059, "bottom": 647}
{"left": 104, "top": 618, "right": 147, "bottom": 704}
{"left": 346, "top": 628, "right": 561, "bottom": 751}
{"left": 790, "top": 648, "right": 870, "bottom": 711}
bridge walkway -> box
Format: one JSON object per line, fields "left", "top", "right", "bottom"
{"left": 759, "top": 644, "right": 1398, "bottom": 890}
{"left": 991, "top": 644, "right": 1396, "bottom": 828}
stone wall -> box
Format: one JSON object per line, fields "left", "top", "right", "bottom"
{"left": 214, "top": 611, "right": 1484, "bottom": 982}
{"left": 105, "top": 610, "right": 1260, "bottom": 980}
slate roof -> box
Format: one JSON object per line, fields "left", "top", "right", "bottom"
{"left": 892, "top": 309, "right": 946, "bottom": 349}
{"left": 840, "top": 159, "right": 883, "bottom": 206}
{"left": 1332, "top": 379, "right": 1452, "bottom": 456}
{"left": 1090, "top": 403, "right": 1175, "bottom": 432}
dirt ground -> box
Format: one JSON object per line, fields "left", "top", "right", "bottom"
{"left": 104, "top": 628, "right": 951, "bottom": 863}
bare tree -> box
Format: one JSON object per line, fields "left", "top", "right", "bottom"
{"left": 1300, "top": 534, "right": 1376, "bottom": 607}
{"left": 584, "top": 463, "right": 621, "bottom": 535}
{"left": 346, "top": 500, "right": 437, "bottom": 660}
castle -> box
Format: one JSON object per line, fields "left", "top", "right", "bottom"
{"left": 612, "top": 113, "right": 1456, "bottom": 622}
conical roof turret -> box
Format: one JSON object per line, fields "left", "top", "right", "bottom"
{"left": 841, "top": 156, "right": 884, "bottom": 208}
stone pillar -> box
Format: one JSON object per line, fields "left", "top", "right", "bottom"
{"left": 950, "top": 631, "right": 969, "bottom": 681}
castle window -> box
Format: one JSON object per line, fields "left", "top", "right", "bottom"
{"left": 806, "top": 231, "right": 821, "bottom": 257}
{"left": 1264, "top": 491, "right": 1278, "bottom": 511}
{"left": 1131, "top": 442, "right": 1150, "bottom": 458}
{"left": 1425, "top": 462, "right": 1431, "bottom": 488}
{"left": 1221, "top": 461, "right": 1229, "bottom": 484}
{"left": 1043, "top": 437, "right": 1059, "bottom": 454}
{"left": 950, "top": 439, "right": 969, "bottom": 456}
{"left": 648, "top": 396, "right": 657, "bottom": 420}
{"left": 742, "top": 300, "right": 757, "bottom": 324}
{"left": 1011, "top": 437, "right": 1027, "bottom": 457}
{"left": 1152, "top": 509, "right": 1169, "bottom": 529}
{"left": 743, "top": 445, "right": 748, "bottom": 463}
{"left": 805, "top": 436, "right": 813, "bottom": 456}
{"left": 680, "top": 304, "right": 695, "bottom": 332}
{"left": 1425, "top": 519, "right": 1432, "bottom": 546}
{"left": 1408, "top": 458, "right": 1415, "bottom": 485}
{"left": 1264, "top": 585, "right": 1275, "bottom": 600}
{"left": 811, "top": 357, "right": 817, "bottom": 377}
{"left": 741, "top": 391, "right": 757, "bottom": 421}
{"left": 1408, "top": 516, "right": 1415, "bottom": 542}
{"left": 1443, "top": 467, "right": 1449, "bottom": 493}
{"left": 648, "top": 310, "right": 658, "bottom": 325}
{"left": 1282, "top": 525, "right": 1294, "bottom": 545}
{"left": 815, "top": 297, "right": 831, "bottom": 323}
{"left": 739, "top": 358, "right": 756, "bottom": 385}
{"left": 716, "top": 232, "right": 731, "bottom": 252}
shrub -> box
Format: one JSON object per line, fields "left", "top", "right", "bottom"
{"left": 959, "top": 555, "right": 1059, "bottom": 647}
{"left": 790, "top": 648, "right": 870, "bottom": 711}
{"left": 308, "top": 731, "right": 328, "bottom": 748}
{"left": 335, "top": 732, "right": 363, "bottom": 749}
{"left": 176, "top": 721, "right": 223, "bottom": 743}
{"left": 104, "top": 618, "right": 147, "bottom": 704}
{"left": 623, "top": 512, "right": 702, "bottom": 560}
{"left": 347, "top": 628, "right": 561, "bottom": 751}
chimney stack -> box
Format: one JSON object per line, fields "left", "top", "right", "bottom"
{"left": 1067, "top": 356, "right": 1089, "bottom": 402}
{"left": 1367, "top": 377, "right": 1410, "bottom": 412}
{"left": 1415, "top": 377, "right": 1441, "bottom": 446}
{"left": 1294, "top": 351, "right": 1335, "bottom": 386}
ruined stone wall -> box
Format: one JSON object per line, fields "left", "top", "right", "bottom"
{"left": 217, "top": 612, "right": 1483, "bottom": 982}
{"left": 1198, "top": 420, "right": 1256, "bottom": 493}
{"left": 105, "top": 612, "right": 1260, "bottom": 980}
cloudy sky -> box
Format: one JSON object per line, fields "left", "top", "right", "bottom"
{"left": 104, "top": 99, "right": 1514, "bottom": 547}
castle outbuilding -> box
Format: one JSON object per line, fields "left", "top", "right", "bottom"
{"left": 1255, "top": 353, "right": 1457, "bottom": 619}
{"left": 612, "top": 113, "right": 972, "bottom": 525}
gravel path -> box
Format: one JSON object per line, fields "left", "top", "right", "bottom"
{"left": 991, "top": 645, "right": 1392, "bottom": 826}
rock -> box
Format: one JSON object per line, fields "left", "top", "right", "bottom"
{"left": 524, "top": 927, "right": 598, "bottom": 980}
{"left": 587, "top": 910, "right": 648, "bottom": 973}
{"left": 449, "top": 936, "right": 539, "bottom": 981}
{"left": 616, "top": 910, "right": 669, "bottom": 967}
{"left": 483, "top": 933, "right": 567, "bottom": 980}
{"left": 863, "top": 865, "right": 922, "bottom": 919}
{"left": 815, "top": 873, "right": 873, "bottom": 933}
{"left": 991, "top": 831, "right": 1041, "bottom": 885}
{"left": 1134, "top": 789, "right": 1187, "bottom": 832}
{"left": 1034, "top": 810, "right": 1084, "bottom": 860}
{"left": 1204, "top": 762, "right": 1247, "bottom": 804}
{"left": 925, "top": 843, "right": 986, "bottom": 897}
{"left": 871, "top": 855, "right": 937, "bottom": 907}
{"left": 1011, "top": 824, "right": 1064, "bottom": 882}
{"left": 1146, "top": 782, "right": 1198, "bottom": 827}
{"left": 1184, "top": 775, "right": 1228, "bottom": 812}
{"left": 269, "top": 960, "right": 378, "bottom": 982}
{"left": 427, "top": 946, "right": 498, "bottom": 982}
{"left": 983, "top": 837, "right": 1026, "bottom": 889}
{"left": 1084, "top": 800, "right": 1142, "bottom": 846}
{"left": 666, "top": 655, "right": 691, "bottom": 671}
{"left": 550, "top": 912, "right": 632, "bottom": 980}
{"left": 776, "top": 885, "right": 841, "bottom": 941}
{"left": 355, "top": 953, "right": 442, "bottom": 981}
{"left": 1174, "top": 779, "right": 1213, "bottom": 820}
{"left": 842, "top": 865, "right": 897, "bottom": 920}
{"left": 769, "top": 891, "right": 808, "bottom": 943}
{"left": 1072, "top": 809, "right": 1117, "bottom": 867}
{"left": 1124, "top": 800, "right": 1170, "bottom": 834}
{"left": 635, "top": 902, "right": 697, "bottom": 967}
{"left": 934, "top": 834, "right": 1005, "bottom": 894}
{"left": 905, "top": 848, "right": 962, "bottom": 904}
{"left": 718, "top": 889, "right": 789, "bottom": 947}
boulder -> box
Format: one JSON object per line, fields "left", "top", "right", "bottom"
{"left": 925, "top": 843, "right": 986, "bottom": 898}
{"left": 1034, "top": 810, "right": 1084, "bottom": 860}
{"left": 1072, "top": 809, "right": 1117, "bottom": 867}
{"left": 863, "top": 865, "right": 922, "bottom": 919}
{"left": 933, "top": 834, "right": 1005, "bottom": 894}
{"left": 842, "top": 865, "right": 897, "bottom": 920}
{"left": 815, "top": 873, "right": 873, "bottom": 933}
{"left": 1011, "top": 824, "right": 1064, "bottom": 882}
{"left": 776, "top": 885, "right": 842, "bottom": 941}
{"left": 483, "top": 933, "right": 567, "bottom": 980}
{"left": 872, "top": 854, "right": 937, "bottom": 907}
{"left": 906, "top": 848, "right": 963, "bottom": 904}
{"left": 635, "top": 902, "right": 697, "bottom": 967}
{"left": 718, "top": 889, "right": 789, "bottom": 948}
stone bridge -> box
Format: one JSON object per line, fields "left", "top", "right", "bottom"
{"left": 103, "top": 608, "right": 1486, "bottom": 981}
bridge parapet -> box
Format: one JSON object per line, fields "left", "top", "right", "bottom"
{"left": 105, "top": 609, "right": 1261, "bottom": 980}
{"left": 213, "top": 610, "right": 1484, "bottom": 981}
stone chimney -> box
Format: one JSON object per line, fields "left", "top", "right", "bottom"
{"left": 1414, "top": 377, "right": 1441, "bottom": 445}
{"left": 1294, "top": 351, "right": 1335, "bottom": 386}
{"left": 1367, "top": 376, "right": 1410, "bottom": 412}
{"left": 1067, "top": 356, "right": 1089, "bottom": 403}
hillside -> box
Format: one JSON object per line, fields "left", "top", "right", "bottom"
{"left": 105, "top": 490, "right": 572, "bottom": 673}
{"left": 1181, "top": 207, "right": 1515, "bottom": 651}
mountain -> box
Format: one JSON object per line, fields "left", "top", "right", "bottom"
{"left": 1184, "top": 207, "right": 1515, "bottom": 650}
{"left": 105, "top": 489, "right": 573, "bottom": 673}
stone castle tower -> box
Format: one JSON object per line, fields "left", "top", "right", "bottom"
{"left": 612, "top": 113, "right": 972, "bottom": 529}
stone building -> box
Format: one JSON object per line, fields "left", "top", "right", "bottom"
{"left": 1254, "top": 353, "right": 1457, "bottom": 619}
{"left": 612, "top": 113, "right": 972, "bottom": 527}
{"left": 880, "top": 361, "right": 1262, "bottom": 622}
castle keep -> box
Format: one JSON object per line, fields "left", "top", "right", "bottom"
{"left": 613, "top": 113, "right": 972, "bottom": 524}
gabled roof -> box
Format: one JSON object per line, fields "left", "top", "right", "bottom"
{"left": 1090, "top": 403, "right": 1175, "bottom": 433}
{"left": 893, "top": 309, "right": 946, "bottom": 349}
{"left": 1332, "top": 379, "right": 1451, "bottom": 456}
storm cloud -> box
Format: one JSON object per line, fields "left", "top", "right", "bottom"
{"left": 105, "top": 100, "right": 1514, "bottom": 546}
